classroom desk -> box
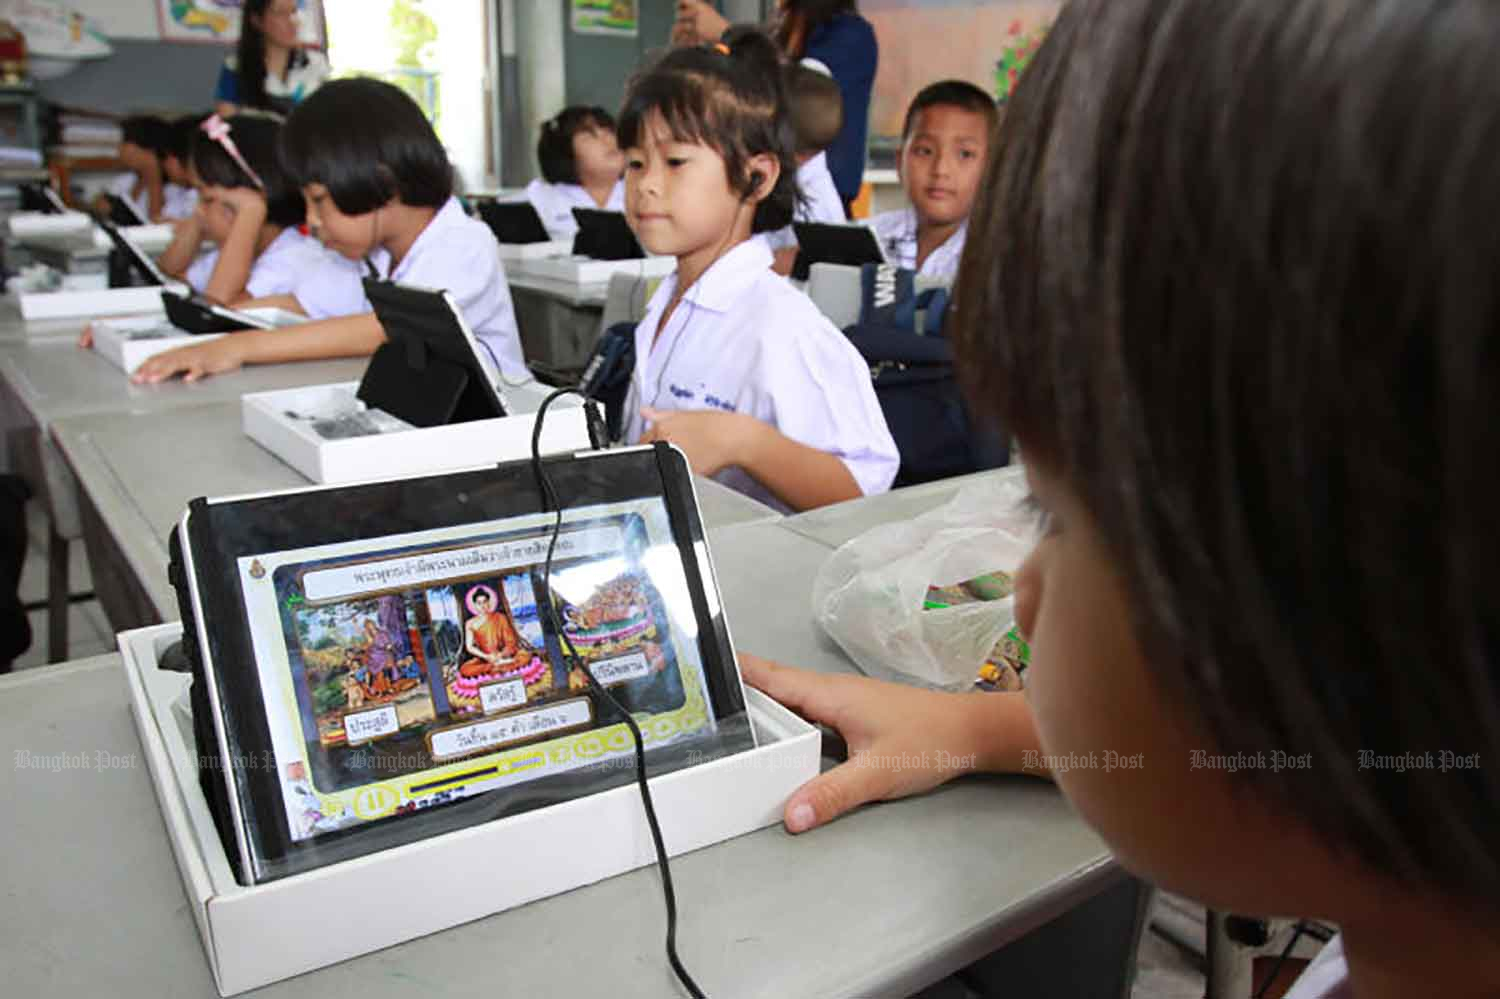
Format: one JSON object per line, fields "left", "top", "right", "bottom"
{"left": 50, "top": 399, "right": 783, "bottom": 631}
{"left": 506, "top": 270, "right": 608, "bottom": 378}
{"left": 1, "top": 522, "right": 1119, "bottom": 999}
{"left": 0, "top": 334, "right": 365, "bottom": 660}
{"left": 782, "top": 469, "right": 1015, "bottom": 551}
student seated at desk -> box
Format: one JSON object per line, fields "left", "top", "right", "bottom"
{"left": 618, "top": 30, "right": 897, "bottom": 512}
{"left": 746, "top": 3, "right": 1500, "bottom": 996}
{"left": 161, "top": 114, "right": 326, "bottom": 305}
{"left": 769, "top": 59, "right": 850, "bottom": 275}
{"left": 866, "top": 80, "right": 995, "bottom": 281}
{"left": 160, "top": 112, "right": 210, "bottom": 220}
{"left": 522, "top": 105, "right": 625, "bottom": 241}
{"left": 133, "top": 79, "right": 526, "bottom": 385}
{"left": 91, "top": 116, "right": 173, "bottom": 224}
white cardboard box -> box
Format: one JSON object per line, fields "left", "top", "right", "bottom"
{"left": 241, "top": 379, "right": 592, "bottom": 483}
{"left": 119, "top": 623, "right": 818, "bottom": 997}
{"left": 90, "top": 307, "right": 306, "bottom": 374}
{"left": 19, "top": 282, "right": 186, "bottom": 321}
{"left": 509, "top": 254, "right": 676, "bottom": 285}
{"left": 7, "top": 210, "right": 92, "bottom": 237}
{"left": 495, "top": 238, "right": 573, "bottom": 262}
{"left": 91, "top": 222, "right": 177, "bottom": 254}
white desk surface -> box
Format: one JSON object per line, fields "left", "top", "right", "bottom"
{"left": 782, "top": 470, "right": 1015, "bottom": 552}
{"left": 505, "top": 269, "right": 610, "bottom": 308}
{"left": 50, "top": 400, "right": 783, "bottom": 622}
{"left": 1, "top": 524, "right": 1114, "bottom": 998}
{"left": 0, "top": 295, "right": 91, "bottom": 341}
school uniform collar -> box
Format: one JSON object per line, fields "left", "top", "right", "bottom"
{"left": 661, "top": 235, "right": 772, "bottom": 314}
{"left": 369, "top": 196, "right": 465, "bottom": 280}
{"left": 798, "top": 152, "right": 829, "bottom": 182}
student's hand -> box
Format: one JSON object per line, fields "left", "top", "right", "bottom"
{"left": 674, "top": 0, "right": 729, "bottom": 46}
{"left": 740, "top": 654, "right": 989, "bottom": 833}
{"left": 77, "top": 323, "right": 95, "bottom": 349}
{"left": 639, "top": 407, "right": 761, "bottom": 475}
{"left": 218, "top": 186, "right": 268, "bottom": 220}
{"left": 131, "top": 338, "right": 246, "bottom": 384}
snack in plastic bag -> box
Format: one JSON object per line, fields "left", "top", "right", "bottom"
{"left": 812, "top": 467, "right": 1041, "bottom": 690}
{"left": 923, "top": 573, "right": 1032, "bottom": 690}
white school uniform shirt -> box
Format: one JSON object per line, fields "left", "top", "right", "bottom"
{"left": 162, "top": 183, "right": 198, "bottom": 221}
{"left": 867, "top": 207, "right": 969, "bottom": 281}
{"left": 105, "top": 172, "right": 148, "bottom": 222}
{"left": 185, "top": 249, "right": 219, "bottom": 293}
{"left": 522, "top": 177, "right": 625, "bottom": 241}
{"left": 767, "top": 152, "right": 846, "bottom": 251}
{"left": 623, "top": 236, "right": 898, "bottom": 511}
{"left": 1282, "top": 935, "right": 1351, "bottom": 999}
{"left": 244, "top": 227, "right": 337, "bottom": 300}
{"left": 291, "top": 197, "right": 528, "bottom": 382}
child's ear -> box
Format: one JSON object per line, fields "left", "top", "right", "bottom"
{"left": 743, "top": 153, "right": 780, "bottom": 203}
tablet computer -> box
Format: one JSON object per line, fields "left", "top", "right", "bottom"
{"left": 791, "top": 222, "right": 887, "bottom": 280}
{"left": 358, "top": 278, "right": 512, "bottom": 428}
{"left": 97, "top": 217, "right": 170, "bottom": 287}
{"left": 168, "top": 443, "right": 754, "bottom": 884}
{"left": 21, "top": 182, "right": 68, "bottom": 214}
{"left": 161, "top": 289, "right": 278, "bottom": 334}
{"left": 104, "top": 191, "right": 149, "bottom": 226}
{"left": 571, "top": 208, "right": 646, "bottom": 260}
{"left": 477, "top": 200, "right": 552, "bottom": 245}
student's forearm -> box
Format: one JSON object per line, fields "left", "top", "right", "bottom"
{"left": 740, "top": 425, "right": 865, "bottom": 511}
{"left": 235, "top": 293, "right": 307, "bottom": 314}
{"left": 224, "top": 312, "right": 385, "bottom": 365}
{"left": 969, "top": 691, "right": 1047, "bottom": 777}
{"left": 144, "top": 169, "right": 165, "bottom": 223}
{"left": 158, "top": 219, "right": 203, "bottom": 278}
{"left": 203, "top": 212, "right": 266, "bottom": 305}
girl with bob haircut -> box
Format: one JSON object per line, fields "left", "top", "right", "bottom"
{"left": 524, "top": 105, "right": 626, "bottom": 241}
{"left": 135, "top": 78, "right": 525, "bottom": 386}
{"left": 617, "top": 28, "right": 897, "bottom": 512}
{"left": 743, "top": 1, "right": 1500, "bottom": 995}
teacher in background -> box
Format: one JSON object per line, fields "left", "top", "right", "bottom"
{"left": 675, "top": 0, "right": 877, "bottom": 213}
{"left": 215, "top": 0, "right": 331, "bottom": 118}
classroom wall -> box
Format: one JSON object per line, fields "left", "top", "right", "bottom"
{"left": 68, "top": 0, "right": 162, "bottom": 40}
{"left": 561, "top": 0, "right": 675, "bottom": 114}
{"left": 35, "top": 40, "right": 227, "bottom": 115}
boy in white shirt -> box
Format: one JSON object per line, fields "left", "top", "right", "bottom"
{"left": 769, "top": 61, "right": 850, "bottom": 275}
{"left": 521, "top": 106, "right": 625, "bottom": 241}
{"left": 867, "top": 80, "right": 996, "bottom": 280}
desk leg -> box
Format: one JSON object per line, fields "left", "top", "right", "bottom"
{"left": 47, "top": 527, "right": 68, "bottom": 662}
{"left": 1206, "top": 910, "right": 1256, "bottom": 999}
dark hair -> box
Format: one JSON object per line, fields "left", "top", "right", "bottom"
{"left": 120, "top": 115, "right": 171, "bottom": 160}
{"left": 901, "top": 79, "right": 997, "bottom": 139}
{"left": 192, "top": 113, "right": 304, "bottom": 228}
{"left": 537, "top": 105, "right": 615, "bottom": 185}
{"left": 953, "top": 0, "right": 1500, "bottom": 914}
{"left": 783, "top": 64, "right": 843, "bottom": 154}
{"left": 617, "top": 28, "right": 797, "bottom": 233}
{"left": 775, "top": 0, "right": 858, "bottom": 58}
{"left": 279, "top": 77, "right": 452, "bottom": 215}
{"left": 164, "top": 112, "right": 212, "bottom": 164}
{"left": 234, "top": 0, "right": 282, "bottom": 112}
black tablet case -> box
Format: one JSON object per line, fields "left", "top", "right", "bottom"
{"left": 478, "top": 200, "right": 552, "bottom": 245}
{"left": 164, "top": 444, "right": 751, "bottom": 884}
{"left": 357, "top": 279, "right": 507, "bottom": 428}
{"left": 161, "top": 290, "right": 261, "bottom": 334}
{"left": 570, "top": 208, "right": 645, "bottom": 260}
{"left": 98, "top": 218, "right": 165, "bottom": 289}
{"left": 791, "top": 221, "right": 886, "bottom": 281}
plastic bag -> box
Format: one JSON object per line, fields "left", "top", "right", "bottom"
{"left": 813, "top": 467, "right": 1039, "bottom": 690}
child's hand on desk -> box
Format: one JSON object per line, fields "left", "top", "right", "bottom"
{"left": 77, "top": 323, "right": 95, "bottom": 349}
{"left": 639, "top": 407, "right": 760, "bottom": 476}
{"left": 131, "top": 338, "right": 246, "bottom": 384}
{"left": 740, "top": 654, "right": 1007, "bottom": 834}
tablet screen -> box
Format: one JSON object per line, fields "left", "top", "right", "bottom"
{"left": 234, "top": 497, "right": 720, "bottom": 844}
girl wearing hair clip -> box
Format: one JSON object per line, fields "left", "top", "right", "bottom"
{"left": 521, "top": 105, "right": 626, "bottom": 241}
{"left": 133, "top": 78, "right": 524, "bottom": 386}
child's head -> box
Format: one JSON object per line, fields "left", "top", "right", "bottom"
{"left": 954, "top": 0, "right": 1500, "bottom": 929}
{"left": 537, "top": 106, "right": 624, "bottom": 189}
{"left": 279, "top": 77, "right": 452, "bottom": 260}
{"left": 163, "top": 112, "right": 210, "bottom": 187}
{"left": 617, "top": 28, "right": 798, "bottom": 256}
{"left": 191, "top": 113, "right": 304, "bottom": 241}
{"left": 898, "top": 81, "right": 995, "bottom": 230}
{"left": 783, "top": 61, "right": 843, "bottom": 159}
{"left": 119, "top": 115, "right": 170, "bottom": 175}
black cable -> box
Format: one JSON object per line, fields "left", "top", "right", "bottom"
{"left": 529, "top": 387, "right": 706, "bottom": 999}
{"left": 1253, "top": 920, "right": 1309, "bottom": 999}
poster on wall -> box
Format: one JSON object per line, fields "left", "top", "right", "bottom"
{"left": 571, "top": 0, "right": 636, "bottom": 38}
{"left": 863, "top": 0, "right": 1058, "bottom": 141}
{"left": 156, "top": 0, "right": 326, "bottom": 47}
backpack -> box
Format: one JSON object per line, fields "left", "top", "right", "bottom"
{"left": 842, "top": 264, "right": 1008, "bottom": 486}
